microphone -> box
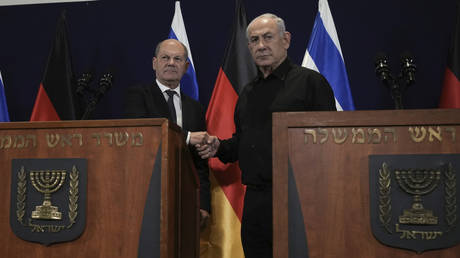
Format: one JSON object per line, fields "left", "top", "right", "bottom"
{"left": 374, "top": 52, "right": 403, "bottom": 109}
{"left": 80, "top": 72, "right": 114, "bottom": 120}
{"left": 76, "top": 73, "right": 93, "bottom": 96}
{"left": 400, "top": 51, "right": 416, "bottom": 86}
{"left": 88, "top": 73, "right": 113, "bottom": 108}
{"left": 374, "top": 52, "right": 392, "bottom": 85}
{"left": 96, "top": 73, "right": 113, "bottom": 100}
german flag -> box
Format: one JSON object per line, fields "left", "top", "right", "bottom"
{"left": 200, "top": 0, "right": 257, "bottom": 257}
{"left": 30, "top": 11, "right": 79, "bottom": 121}
{"left": 439, "top": 4, "right": 460, "bottom": 108}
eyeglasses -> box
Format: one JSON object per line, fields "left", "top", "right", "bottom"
{"left": 249, "top": 33, "right": 275, "bottom": 46}
{"left": 158, "top": 55, "right": 186, "bottom": 64}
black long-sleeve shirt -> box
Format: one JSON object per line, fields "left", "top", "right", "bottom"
{"left": 216, "top": 57, "right": 336, "bottom": 186}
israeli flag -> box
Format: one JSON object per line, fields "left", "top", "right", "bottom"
{"left": 302, "top": 0, "right": 355, "bottom": 111}
{"left": 0, "top": 71, "right": 10, "bottom": 122}
{"left": 168, "top": 1, "right": 199, "bottom": 100}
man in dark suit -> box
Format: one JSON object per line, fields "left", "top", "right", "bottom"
{"left": 195, "top": 13, "right": 336, "bottom": 257}
{"left": 124, "top": 39, "right": 210, "bottom": 227}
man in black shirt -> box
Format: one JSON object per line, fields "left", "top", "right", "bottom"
{"left": 197, "top": 13, "right": 336, "bottom": 257}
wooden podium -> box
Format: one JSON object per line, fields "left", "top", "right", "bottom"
{"left": 273, "top": 109, "right": 460, "bottom": 258}
{"left": 0, "top": 118, "right": 199, "bottom": 258}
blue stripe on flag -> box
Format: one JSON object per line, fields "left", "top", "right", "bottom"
{"left": 168, "top": 30, "right": 199, "bottom": 100}
{"left": 0, "top": 72, "right": 10, "bottom": 122}
{"left": 168, "top": 2, "right": 199, "bottom": 100}
{"left": 307, "top": 10, "right": 355, "bottom": 110}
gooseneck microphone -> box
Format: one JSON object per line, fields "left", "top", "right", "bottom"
{"left": 375, "top": 52, "right": 402, "bottom": 109}
{"left": 374, "top": 51, "right": 417, "bottom": 110}
{"left": 374, "top": 52, "right": 393, "bottom": 85}
{"left": 94, "top": 73, "right": 113, "bottom": 102}
{"left": 400, "top": 52, "right": 416, "bottom": 86}
{"left": 76, "top": 73, "right": 93, "bottom": 97}
{"left": 80, "top": 72, "right": 113, "bottom": 120}
{"left": 77, "top": 71, "right": 114, "bottom": 120}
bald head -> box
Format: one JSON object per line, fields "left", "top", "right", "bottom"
{"left": 247, "top": 13, "right": 286, "bottom": 39}
{"left": 154, "top": 39, "right": 189, "bottom": 60}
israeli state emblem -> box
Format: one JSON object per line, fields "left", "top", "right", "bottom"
{"left": 369, "top": 154, "right": 460, "bottom": 253}
{"left": 10, "top": 158, "right": 87, "bottom": 245}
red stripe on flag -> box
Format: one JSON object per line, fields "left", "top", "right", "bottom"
{"left": 206, "top": 68, "right": 245, "bottom": 221}
{"left": 30, "top": 83, "right": 60, "bottom": 121}
{"left": 440, "top": 4, "right": 460, "bottom": 108}
{"left": 207, "top": 68, "right": 238, "bottom": 136}
{"left": 439, "top": 68, "right": 460, "bottom": 108}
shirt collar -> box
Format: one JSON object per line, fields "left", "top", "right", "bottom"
{"left": 255, "top": 57, "right": 292, "bottom": 82}
{"left": 156, "top": 79, "right": 181, "bottom": 97}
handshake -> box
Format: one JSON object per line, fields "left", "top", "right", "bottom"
{"left": 189, "top": 132, "right": 220, "bottom": 159}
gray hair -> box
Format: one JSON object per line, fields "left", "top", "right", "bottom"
{"left": 246, "top": 13, "right": 286, "bottom": 39}
{"left": 154, "top": 39, "right": 189, "bottom": 59}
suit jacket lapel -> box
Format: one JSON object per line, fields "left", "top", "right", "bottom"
{"left": 148, "top": 82, "right": 170, "bottom": 118}
{"left": 181, "top": 93, "right": 191, "bottom": 130}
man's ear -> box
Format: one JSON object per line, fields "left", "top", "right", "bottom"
{"left": 184, "top": 60, "right": 190, "bottom": 71}
{"left": 152, "top": 57, "right": 157, "bottom": 71}
{"left": 283, "top": 31, "right": 291, "bottom": 49}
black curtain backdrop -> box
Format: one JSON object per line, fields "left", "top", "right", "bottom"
{"left": 0, "top": 0, "right": 457, "bottom": 121}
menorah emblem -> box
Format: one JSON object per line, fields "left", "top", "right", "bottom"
{"left": 395, "top": 168, "right": 441, "bottom": 225}
{"left": 30, "top": 170, "right": 66, "bottom": 220}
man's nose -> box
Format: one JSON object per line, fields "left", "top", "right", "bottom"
{"left": 256, "top": 39, "right": 267, "bottom": 50}
{"left": 167, "top": 58, "right": 176, "bottom": 65}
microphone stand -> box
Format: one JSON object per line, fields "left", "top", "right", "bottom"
{"left": 389, "top": 80, "right": 403, "bottom": 110}
{"left": 375, "top": 53, "right": 415, "bottom": 110}
{"left": 76, "top": 72, "right": 113, "bottom": 120}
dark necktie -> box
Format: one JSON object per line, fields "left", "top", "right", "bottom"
{"left": 165, "top": 90, "right": 177, "bottom": 123}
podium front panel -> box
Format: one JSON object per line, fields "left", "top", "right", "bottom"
{"left": 273, "top": 109, "right": 460, "bottom": 258}
{"left": 0, "top": 119, "right": 199, "bottom": 258}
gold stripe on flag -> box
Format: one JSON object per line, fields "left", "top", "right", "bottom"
{"left": 200, "top": 172, "right": 244, "bottom": 258}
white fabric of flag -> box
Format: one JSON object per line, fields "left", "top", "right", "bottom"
{"left": 0, "top": 71, "right": 10, "bottom": 122}
{"left": 168, "top": 1, "right": 199, "bottom": 100}
{"left": 302, "top": 0, "right": 355, "bottom": 111}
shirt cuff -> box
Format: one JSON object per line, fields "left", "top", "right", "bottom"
{"left": 186, "top": 131, "right": 190, "bottom": 145}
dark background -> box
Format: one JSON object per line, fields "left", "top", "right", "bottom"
{"left": 0, "top": 0, "right": 457, "bottom": 121}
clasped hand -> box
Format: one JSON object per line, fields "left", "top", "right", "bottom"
{"left": 189, "top": 132, "right": 220, "bottom": 159}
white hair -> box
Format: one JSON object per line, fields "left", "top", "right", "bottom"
{"left": 246, "top": 13, "right": 286, "bottom": 39}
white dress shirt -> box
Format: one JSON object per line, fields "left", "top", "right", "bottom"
{"left": 156, "top": 80, "right": 190, "bottom": 143}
